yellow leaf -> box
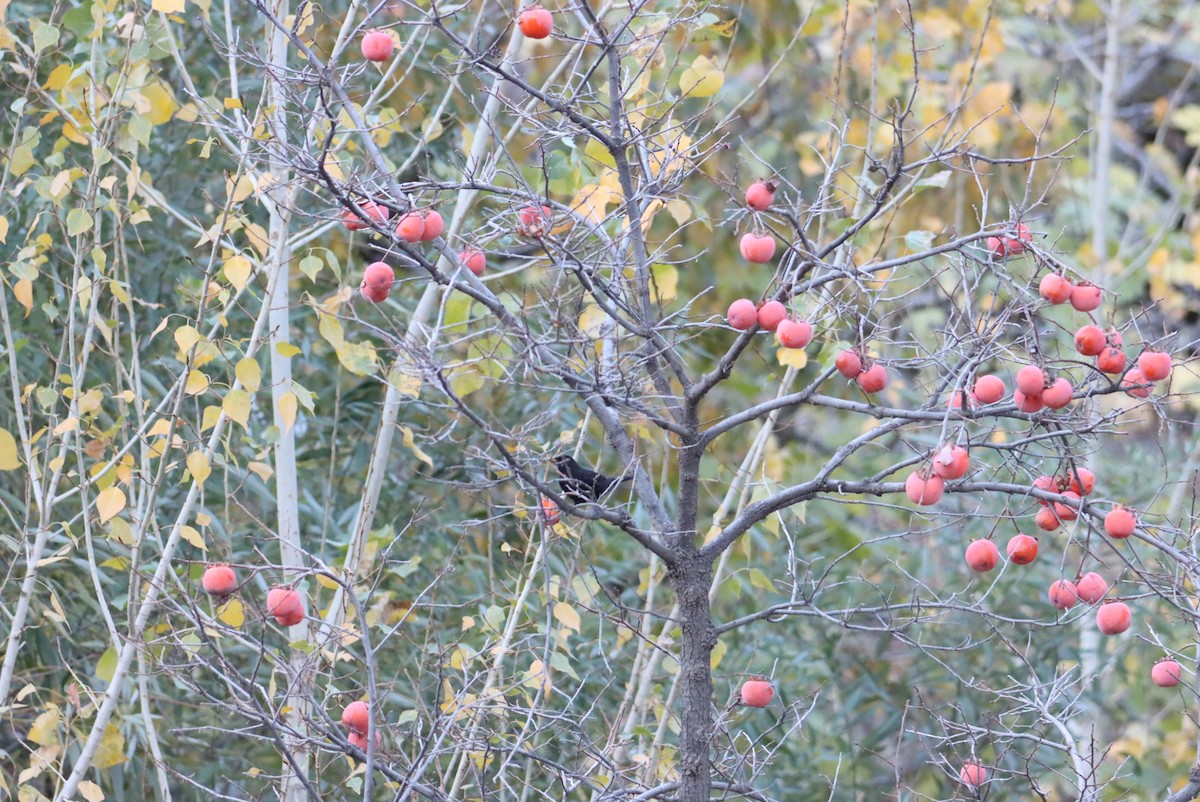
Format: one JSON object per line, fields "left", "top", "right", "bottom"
{"left": 201, "top": 405, "right": 222, "bottom": 431}
{"left": 142, "top": 82, "right": 178, "bottom": 125}
{"left": 386, "top": 367, "right": 422, "bottom": 399}
{"left": 174, "top": 325, "right": 202, "bottom": 356}
{"left": 710, "top": 638, "right": 727, "bottom": 669}
{"left": 0, "top": 427, "right": 20, "bottom": 470}
{"left": 218, "top": 599, "right": 245, "bottom": 628}
{"left": 224, "top": 255, "right": 252, "bottom": 292}
{"left": 223, "top": 389, "right": 251, "bottom": 428}
{"left": 27, "top": 708, "right": 60, "bottom": 746}
{"left": 583, "top": 138, "right": 616, "bottom": 168}
{"left": 224, "top": 97, "right": 243, "bottom": 110}
{"left": 185, "top": 370, "right": 209, "bottom": 396}
{"left": 107, "top": 518, "right": 135, "bottom": 545}
{"left": 77, "top": 780, "right": 105, "bottom": 802}
{"left": 14, "top": 279, "right": 32, "bottom": 315}
{"left": 275, "top": 342, "right": 301, "bottom": 358}
{"left": 96, "top": 486, "right": 125, "bottom": 524}
{"left": 777, "top": 347, "right": 808, "bottom": 369}
{"left": 152, "top": 0, "right": 185, "bottom": 11}
{"left": 318, "top": 310, "right": 344, "bottom": 348}
{"left": 400, "top": 426, "right": 434, "bottom": 469}
{"left": 679, "top": 55, "right": 724, "bottom": 98}
{"left": 666, "top": 199, "right": 691, "bottom": 225}
{"left": 916, "top": 7, "right": 962, "bottom": 40}
{"left": 235, "top": 358, "right": 261, "bottom": 392}
{"left": 0, "top": 213, "right": 9, "bottom": 242}
{"left": 578, "top": 305, "right": 611, "bottom": 338}
{"left": 92, "top": 724, "right": 125, "bottom": 770}
{"left": 570, "top": 183, "right": 621, "bottom": 225}
{"left": 187, "top": 451, "right": 211, "bottom": 485}
{"left": 179, "top": 525, "right": 205, "bottom": 551}
{"left": 247, "top": 461, "right": 273, "bottom": 481}
{"left": 552, "top": 601, "right": 581, "bottom": 632}
{"left": 650, "top": 264, "right": 677, "bottom": 303}
{"left": 278, "top": 391, "right": 297, "bottom": 432}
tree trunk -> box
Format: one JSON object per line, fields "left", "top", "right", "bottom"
{"left": 673, "top": 554, "right": 716, "bottom": 802}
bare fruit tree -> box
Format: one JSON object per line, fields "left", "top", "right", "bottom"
{"left": 2, "top": 0, "right": 1200, "bottom": 801}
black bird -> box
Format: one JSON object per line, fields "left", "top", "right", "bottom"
{"left": 552, "top": 455, "right": 632, "bottom": 504}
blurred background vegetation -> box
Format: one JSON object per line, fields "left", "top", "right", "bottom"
{"left": 3, "top": 0, "right": 1200, "bottom": 799}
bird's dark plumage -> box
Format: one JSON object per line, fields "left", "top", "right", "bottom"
{"left": 552, "top": 455, "right": 631, "bottom": 504}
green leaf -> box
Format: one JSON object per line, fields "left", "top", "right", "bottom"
{"left": 748, "top": 568, "right": 774, "bottom": 592}
{"left": 31, "top": 20, "right": 60, "bottom": 54}
{"left": 67, "top": 208, "right": 93, "bottom": 236}
{"left": 129, "top": 115, "right": 152, "bottom": 147}
{"left": 336, "top": 340, "right": 378, "bottom": 376}
{"left": 549, "top": 650, "right": 579, "bottom": 680}
{"left": 913, "top": 170, "right": 951, "bottom": 192}
{"left": 298, "top": 255, "right": 323, "bottom": 282}
{"left": 95, "top": 646, "right": 118, "bottom": 682}
{"left": 904, "top": 229, "right": 935, "bottom": 252}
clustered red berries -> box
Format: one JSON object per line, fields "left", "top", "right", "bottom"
{"left": 986, "top": 222, "right": 1031, "bottom": 259}
{"left": 724, "top": 298, "right": 815, "bottom": 351}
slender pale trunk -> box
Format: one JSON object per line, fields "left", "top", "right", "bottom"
{"left": 262, "top": 3, "right": 309, "bottom": 799}
{"left": 1068, "top": 4, "right": 1121, "bottom": 799}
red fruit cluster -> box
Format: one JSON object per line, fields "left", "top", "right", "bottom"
{"left": 1029, "top": 468, "right": 1093, "bottom": 532}
{"left": 725, "top": 299, "right": 815, "bottom": 350}
{"left": 341, "top": 700, "right": 380, "bottom": 751}
{"left": 517, "top": 204, "right": 553, "bottom": 237}
{"left": 986, "top": 222, "right": 1031, "bottom": 259}
{"left": 341, "top": 201, "right": 389, "bottom": 231}
{"left": 396, "top": 210, "right": 444, "bottom": 243}
{"left": 200, "top": 565, "right": 307, "bottom": 628}
{"left": 266, "top": 587, "right": 305, "bottom": 627}
{"left": 1039, "top": 273, "right": 1102, "bottom": 311}
{"left": 1046, "top": 572, "right": 1109, "bottom": 609}
{"left": 1010, "top": 364, "right": 1073, "bottom": 413}
{"left": 360, "top": 261, "right": 395, "bottom": 303}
